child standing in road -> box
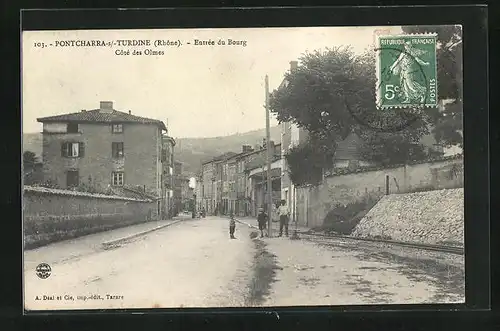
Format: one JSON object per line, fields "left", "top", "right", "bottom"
{"left": 257, "top": 207, "right": 268, "bottom": 238}
{"left": 229, "top": 213, "right": 236, "bottom": 239}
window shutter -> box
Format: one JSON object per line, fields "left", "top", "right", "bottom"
{"left": 61, "top": 142, "right": 66, "bottom": 157}
{"left": 79, "top": 142, "right": 85, "bottom": 157}
{"left": 112, "top": 142, "right": 116, "bottom": 158}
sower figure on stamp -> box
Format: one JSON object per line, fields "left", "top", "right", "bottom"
{"left": 278, "top": 199, "right": 290, "bottom": 237}
{"left": 389, "top": 40, "right": 430, "bottom": 104}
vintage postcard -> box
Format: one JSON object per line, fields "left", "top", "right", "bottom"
{"left": 22, "top": 25, "right": 464, "bottom": 311}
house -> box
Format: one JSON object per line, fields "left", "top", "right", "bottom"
{"left": 180, "top": 176, "right": 193, "bottom": 211}
{"left": 194, "top": 172, "right": 203, "bottom": 213}
{"left": 172, "top": 161, "right": 184, "bottom": 215}
{"left": 243, "top": 140, "right": 282, "bottom": 216}
{"left": 278, "top": 61, "right": 311, "bottom": 223}
{"left": 162, "top": 135, "right": 176, "bottom": 218}
{"left": 200, "top": 152, "right": 237, "bottom": 215}
{"left": 199, "top": 140, "right": 282, "bottom": 217}
{"left": 36, "top": 101, "right": 168, "bottom": 220}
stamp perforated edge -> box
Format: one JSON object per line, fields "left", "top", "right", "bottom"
{"left": 374, "top": 32, "right": 438, "bottom": 110}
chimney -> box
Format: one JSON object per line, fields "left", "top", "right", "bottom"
{"left": 99, "top": 101, "right": 113, "bottom": 113}
{"left": 81, "top": 109, "right": 86, "bottom": 112}
{"left": 290, "top": 61, "right": 298, "bottom": 71}
{"left": 128, "top": 110, "right": 131, "bottom": 114}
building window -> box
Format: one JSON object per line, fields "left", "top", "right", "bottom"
{"left": 112, "top": 142, "right": 124, "bottom": 158}
{"left": 112, "top": 172, "right": 124, "bottom": 186}
{"left": 67, "top": 123, "right": 79, "bottom": 133}
{"left": 66, "top": 170, "right": 79, "bottom": 187}
{"left": 61, "top": 142, "right": 84, "bottom": 158}
{"left": 112, "top": 124, "right": 123, "bottom": 133}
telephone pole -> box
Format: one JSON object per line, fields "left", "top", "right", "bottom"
{"left": 265, "top": 75, "right": 273, "bottom": 237}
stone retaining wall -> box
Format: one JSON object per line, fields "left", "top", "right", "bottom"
{"left": 295, "top": 155, "right": 463, "bottom": 229}
{"left": 23, "top": 186, "right": 157, "bottom": 249}
{"left": 351, "top": 188, "right": 464, "bottom": 246}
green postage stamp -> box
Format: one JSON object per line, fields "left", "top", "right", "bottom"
{"left": 376, "top": 33, "right": 438, "bottom": 109}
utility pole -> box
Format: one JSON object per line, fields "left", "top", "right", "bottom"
{"left": 265, "top": 75, "right": 273, "bottom": 237}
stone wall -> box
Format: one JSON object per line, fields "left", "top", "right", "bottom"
{"left": 23, "top": 186, "right": 157, "bottom": 249}
{"left": 295, "top": 155, "right": 463, "bottom": 229}
{"left": 352, "top": 188, "right": 464, "bottom": 246}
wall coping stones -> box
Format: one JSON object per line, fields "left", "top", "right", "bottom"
{"left": 324, "top": 153, "right": 463, "bottom": 179}
{"left": 23, "top": 185, "right": 152, "bottom": 202}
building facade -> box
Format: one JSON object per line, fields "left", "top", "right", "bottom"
{"left": 200, "top": 152, "right": 237, "bottom": 215}
{"left": 194, "top": 173, "right": 203, "bottom": 213}
{"left": 162, "top": 135, "right": 176, "bottom": 218}
{"left": 37, "top": 101, "right": 168, "bottom": 220}
{"left": 172, "top": 161, "right": 184, "bottom": 215}
{"left": 244, "top": 140, "right": 282, "bottom": 216}
{"left": 180, "top": 177, "right": 193, "bottom": 211}
{"left": 199, "top": 141, "right": 282, "bottom": 218}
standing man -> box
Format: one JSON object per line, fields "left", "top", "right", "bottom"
{"left": 278, "top": 199, "right": 290, "bottom": 237}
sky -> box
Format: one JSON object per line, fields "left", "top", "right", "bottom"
{"left": 22, "top": 26, "right": 402, "bottom": 139}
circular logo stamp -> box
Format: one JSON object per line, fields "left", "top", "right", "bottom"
{"left": 345, "top": 96, "right": 422, "bottom": 133}
{"left": 35, "top": 263, "right": 51, "bottom": 279}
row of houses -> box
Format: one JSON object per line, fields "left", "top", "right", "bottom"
{"left": 195, "top": 140, "right": 282, "bottom": 217}
{"left": 196, "top": 60, "right": 446, "bottom": 221}
{"left": 31, "top": 101, "right": 191, "bottom": 220}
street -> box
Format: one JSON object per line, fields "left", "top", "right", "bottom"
{"left": 24, "top": 216, "right": 464, "bottom": 310}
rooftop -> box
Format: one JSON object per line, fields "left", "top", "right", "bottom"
{"left": 37, "top": 101, "right": 167, "bottom": 131}
{"left": 201, "top": 152, "right": 239, "bottom": 165}
{"left": 202, "top": 143, "right": 282, "bottom": 166}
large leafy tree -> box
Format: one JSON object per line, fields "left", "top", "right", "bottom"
{"left": 401, "top": 25, "right": 463, "bottom": 148}
{"left": 270, "top": 46, "right": 432, "bottom": 184}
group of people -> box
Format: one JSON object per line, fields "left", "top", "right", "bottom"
{"left": 228, "top": 199, "right": 291, "bottom": 239}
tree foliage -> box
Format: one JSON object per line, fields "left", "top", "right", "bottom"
{"left": 270, "top": 46, "right": 436, "bottom": 181}
{"left": 358, "top": 133, "right": 428, "bottom": 167}
{"left": 270, "top": 47, "right": 376, "bottom": 153}
{"left": 401, "top": 25, "right": 463, "bottom": 148}
{"left": 284, "top": 139, "right": 334, "bottom": 187}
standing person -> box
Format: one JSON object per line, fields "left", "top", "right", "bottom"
{"left": 278, "top": 199, "right": 290, "bottom": 237}
{"left": 229, "top": 212, "right": 236, "bottom": 239}
{"left": 257, "top": 207, "right": 268, "bottom": 238}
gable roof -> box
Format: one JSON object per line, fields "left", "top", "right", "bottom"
{"left": 37, "top": 109, "right": 167, "bottom": 131}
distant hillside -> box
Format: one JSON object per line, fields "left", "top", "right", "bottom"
{"left": 22, "top": 126, "right": 282, "bottom": 175}
{"left": 174, "top": 126, "right": 281, "bottom": 175}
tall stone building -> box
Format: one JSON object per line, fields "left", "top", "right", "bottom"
{"left": 37, "top": 101, "right": 168, "bottom": 220}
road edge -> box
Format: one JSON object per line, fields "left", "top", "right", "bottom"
{"left": 101, "top": 219, "right": 184, "bottom": 248}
